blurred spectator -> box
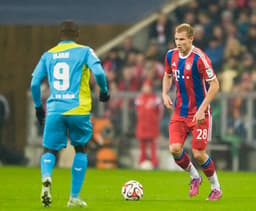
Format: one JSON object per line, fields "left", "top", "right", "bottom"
{"left": 142, "top": 59, "right": 164, "bottom": 91}
{"left": 0, "top": 94, "right": 9, "bottom": 129}
{"left": 205, "top": 37, "right": 224, "bottom": 74}
{"left": 228, "top": 72, "right": 253, "bottom": 137}
{"left": 105, "top": 69, "right": 118, "bottom": 84}
{"left": 236, "top": 0, "right": 251, "bottom": 9}
{"left": 251, "top": 67, "right": 256, "bottom": 90}
{"left": 126, "top": 49, "right": 139, "bottom": 66}
{"left": 145, "top": 40, "right": 164, "bottom": 62}
{"left": 104, "top": 81, "right": 123, "bottom": 135}
{"left": 193, "top": 24, "right": 208, "bottom": 50}
{"left": 238, "top": 53, "right": 254, "bottom": 74}
{"left": 0, "top": 95, "right": 27, "bottom": 165}
{"left": 207, "top": 1, "right": 222, "bottom": 25}
{"left": 183, "top": 11, "right": 196, "bottom": 26}
{"left": 225, "top": 23, "right": 242, "bottom": 42}
{"left": 219, "top": 57, "right": 238, "bottom": 92}
{"left": 224, "top": 37, "right": 245, "bottom": 59}
{"left": 237, "top": 11, "right": 250, "bottom": 40}
{"left": 103, "top": 47, "right": 123, "bottom": 80}
{"left": 212, "top": 24, "right": 226, "bottom": 44}
{"left": 198, "top": 11, "right": 213, "bottom": 34}
{"left": 245, "top": 24, "right": 256, "bottom": 58}
{"left": 118, "top": 65, "right": 140, "bottom": 91}
{"left": 149, "top": 11, "right": 172, "bottom": 47}
{"left": 225, "top": 0, "right": 240, "bottom": 20}
{"left": 135, "top": 80, "right": 162, "bottom": 168}
{"left": 0, "top": 94, "right": 10, "bottom": 153}
{"left": 118, "top": 36, "right": 138, "bottom": 62}
{"left": 221, "top": 10, "right": 234, "bottom": 30}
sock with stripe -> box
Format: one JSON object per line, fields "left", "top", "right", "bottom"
{"left": 201, "top": 157, "right": 220, "bottom": 190}
{"left": 174, "top": 150, "right": 200, "bottom": 178}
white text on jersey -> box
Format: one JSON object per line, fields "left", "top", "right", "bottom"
{"left": 53, "top": 52, "right": 70, "bottom": 59}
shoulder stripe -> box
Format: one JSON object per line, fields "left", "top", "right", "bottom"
{"left": 192, "top": 47, "right": 210, "bottom": 69}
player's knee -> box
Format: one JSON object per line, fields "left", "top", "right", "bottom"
{"left": 169, "top": 144, "right": 183, "bottom": 157}
{"left": 43, "top": 148, "right": 58, "bottom": 156}
{"left": 74, "top": 144, "right": 88, "bottom": 153}
{"left": 192, "top": 149, "right": 206, "bottom": 163}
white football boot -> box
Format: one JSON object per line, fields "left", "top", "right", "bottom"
{"left": 41, "top": 176, "right": 52, "bottom": 207}
{"left": 67, "top": 197, "right": 87, "bottom": 208}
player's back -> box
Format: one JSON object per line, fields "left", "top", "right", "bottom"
{"left": 43, "top": 41, "right": 92, "bottom": 115}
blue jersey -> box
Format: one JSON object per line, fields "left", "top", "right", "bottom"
{"left": 31, "top": 40, "right": 108, "bottom": 115}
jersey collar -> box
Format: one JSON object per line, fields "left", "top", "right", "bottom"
{"left": 58, "top": 40, "right": 76, "bottom": 44}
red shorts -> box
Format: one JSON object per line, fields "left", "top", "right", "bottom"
{"left": 169, "top": 112, "right": 212, "bottom": 150}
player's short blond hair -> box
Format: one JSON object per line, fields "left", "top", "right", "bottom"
{"left": 175, "top": 23, "right": 194, "bottom": 38}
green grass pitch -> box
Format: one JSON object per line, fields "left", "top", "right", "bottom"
{"left": 0, "top": 166, "right": 255, "bottom": 211}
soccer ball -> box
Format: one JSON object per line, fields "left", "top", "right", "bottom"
{"left": 121, "top": 180, "right": 144, "bottom": 200}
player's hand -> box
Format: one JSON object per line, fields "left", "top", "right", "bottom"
{"left": 192, "top": 109, "right": 205, "bottom": 125}
{"left": 99, "top": 91, "right": 110, "bottom": 102}
{"left": 35, "top": 106, "right": 45, "bottom": 127}
{"left": 162, "top": 93, "right": 173, "bottom": 110}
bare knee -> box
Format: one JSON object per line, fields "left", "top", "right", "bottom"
{"left": 74, "top": 144, "right": 88, "bottom": 153}
{"left": 169, "top": 144, "right": 183, "bottom": 157}
{"left": 192, "top": 149, "right": 208, "bottom": 164}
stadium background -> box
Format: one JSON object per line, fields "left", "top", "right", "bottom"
{"left": 1, "top": 0, "right": 256, "bottom": 172}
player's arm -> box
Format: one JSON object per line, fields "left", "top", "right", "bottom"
{"left": 162, "top": 72, "right": 174, "bottom": 110}
{"left": 30, "top": 55, "right": 47, "bottom": 126}
{"left": 193, "top": 55, "right": 220, "bottom": 123}
{"left": 162, "top": 51, "right": 174, "bottom": 110}
{"left": 196, "top": 77, "right": 219, "bottom": 116}
{"left": 86, "top": 48, "right": 110, "bottom": 102}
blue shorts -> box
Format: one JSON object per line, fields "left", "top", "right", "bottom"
{"left": 43, "top": 114, "right": 92, "bottom": 151}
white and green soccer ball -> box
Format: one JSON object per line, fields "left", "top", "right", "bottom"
{"left": 121, "top": 180, "right": 144, "bottom": 200}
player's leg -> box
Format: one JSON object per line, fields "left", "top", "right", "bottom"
{"left": 169, "top": 116, "right": 201, "bottom": 197}
{"left": 41, "top": 114, "right": 68, "bottom": 207}
{"left": 67, "top": 145, "right": 88, "bottom": 207}
{"left": 66, "top": 114, "right": 92, "bottom": 207}
{"left": 169, "top": 117, "right": 200, "bottom": 178}
{"left": 138, "top": 138, "right": 147, "bottom": 165}
{"left": 150, "top": 138, "right": 158, "bottom": 168}
{"left": 191, "top": 116, "right": 222, "bottom": 201}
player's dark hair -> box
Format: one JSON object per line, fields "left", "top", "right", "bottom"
{"left": 60, "top": 20, "right": 79, "bottom": 40}
{"left": 175, "top": 23, "right": 194, "bottom": 38}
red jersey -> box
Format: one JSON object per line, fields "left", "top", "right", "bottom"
{"left": 165, "top": 46, "right": 216, "bottom": 117}
{"left": 135, "top": 94, "right": 162, "bottom": 139}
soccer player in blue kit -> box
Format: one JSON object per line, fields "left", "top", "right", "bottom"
{"left": 30, "top": 20, "right": 110, "bottom": 207}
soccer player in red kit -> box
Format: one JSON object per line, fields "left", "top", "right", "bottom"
{"left": 162, "top": 23, "right": 222, "bottom": 201}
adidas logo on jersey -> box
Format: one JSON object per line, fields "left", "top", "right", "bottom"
{"left": 172, "top": 62, "right": 176, "bottom": 67}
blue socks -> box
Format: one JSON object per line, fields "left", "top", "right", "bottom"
{"left": 41, "top": 152, "right": 56, "bottom": 180}
{"left": 71, "top": 153, "right": 88, "bottom": 198}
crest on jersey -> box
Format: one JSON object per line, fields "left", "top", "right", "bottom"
{"left": 172, "top": 62, "right": 176, "bottom": 67}
{"left": 186, "top": 63, "right": 191, "bottom": 70}
{"left": 206, "top": 69, "right": 214, "bottom": 78}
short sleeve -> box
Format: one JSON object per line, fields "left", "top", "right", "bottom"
{"left": 197, "top": 54, "right": 216, "bottom": 82}
{"left": 164, "top": 52, "right": 172, "bottom": 75}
